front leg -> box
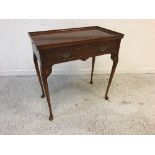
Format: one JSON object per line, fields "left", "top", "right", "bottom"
{"left": 105, "top": 54, "right": 118, "bottom": 100}
{"left": 90, "top": 56, "right": 96, "bottom": 84}
{"left": 33, "top": 53, "right": 45, "bottom": 98}
{"left": 41, "top": 65, "right": 53, "bottom": 121}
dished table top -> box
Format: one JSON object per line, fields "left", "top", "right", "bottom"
{"left": 29, "top": 26, "right": 124, "bottom": 50}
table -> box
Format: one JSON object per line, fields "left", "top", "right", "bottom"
{"left": 29, "top": 26, "right": 124, "bottom": 121}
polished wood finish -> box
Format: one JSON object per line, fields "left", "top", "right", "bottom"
{"left": 29, "top": 26, "right": 124, "bottom": 121}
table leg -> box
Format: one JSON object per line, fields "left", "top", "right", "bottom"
{"left": 33, "top": 53, "right": 45, "bottom": 98}
{"left": 41, "top": 66, "right": 53, "bottom": 121}
{"left": 105, "top": 55, "right": 118, "bottom": 100}
{"left": 90, "top": 56, "right": 96, "bottom": 84}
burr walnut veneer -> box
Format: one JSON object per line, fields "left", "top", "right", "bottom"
{"left": 29, "top": 26, "right": 124, "bottom": 121}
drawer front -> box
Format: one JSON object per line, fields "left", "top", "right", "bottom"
{"left": 42, "top": 40, "right": 120, "bottom": 63}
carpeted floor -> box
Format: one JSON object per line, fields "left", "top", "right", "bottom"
{"left": 0, "top": 74, "right": 155, "bottom": 135}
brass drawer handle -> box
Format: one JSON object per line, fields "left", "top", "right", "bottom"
{"left": 61, "top": 50, "right": 70, "bottom": 59}
{"left": 99, "top": 45, "right": 107, "bottom": 52}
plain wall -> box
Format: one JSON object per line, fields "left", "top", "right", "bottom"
{"left": 0, "top": 19, "right": 155, "bottom": 76}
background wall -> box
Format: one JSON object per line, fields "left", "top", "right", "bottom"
{"left": 0, "top": 19, "right": 155, "bottom": 76}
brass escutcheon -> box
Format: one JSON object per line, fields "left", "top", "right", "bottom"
{"left": 99, "top": 45, "right": 107, "bottom": 52}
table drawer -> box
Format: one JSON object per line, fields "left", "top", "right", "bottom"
{"left": 42, "top": 40, "right": 120, "bottom": 63}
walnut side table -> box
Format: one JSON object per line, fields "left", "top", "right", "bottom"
{"left": 29, "top": 26, "right": 124, "bottom": 121}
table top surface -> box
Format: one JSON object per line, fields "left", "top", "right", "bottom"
{"left": 29, "top": 26, "right": 124, "bottom": 50}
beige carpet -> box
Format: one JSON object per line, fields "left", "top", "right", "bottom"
{"left": 0, "top": 74, "right": 155, "bottom": 135}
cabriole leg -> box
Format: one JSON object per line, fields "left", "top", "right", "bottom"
{"left": 90, "top": 56, "right": 96, "bottom": 84}
{"left": 33, "top": 53, "right": 45, "bottom": 98}
{"left": 105, "top": 55, "right": 118, "bottom": 100}
{"left": 41, "top": 66, "right": 53, "bottom": 121}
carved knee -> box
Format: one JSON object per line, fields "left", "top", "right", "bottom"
{"left": 41, "top": 65, "right": 52, "bottom": 78}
